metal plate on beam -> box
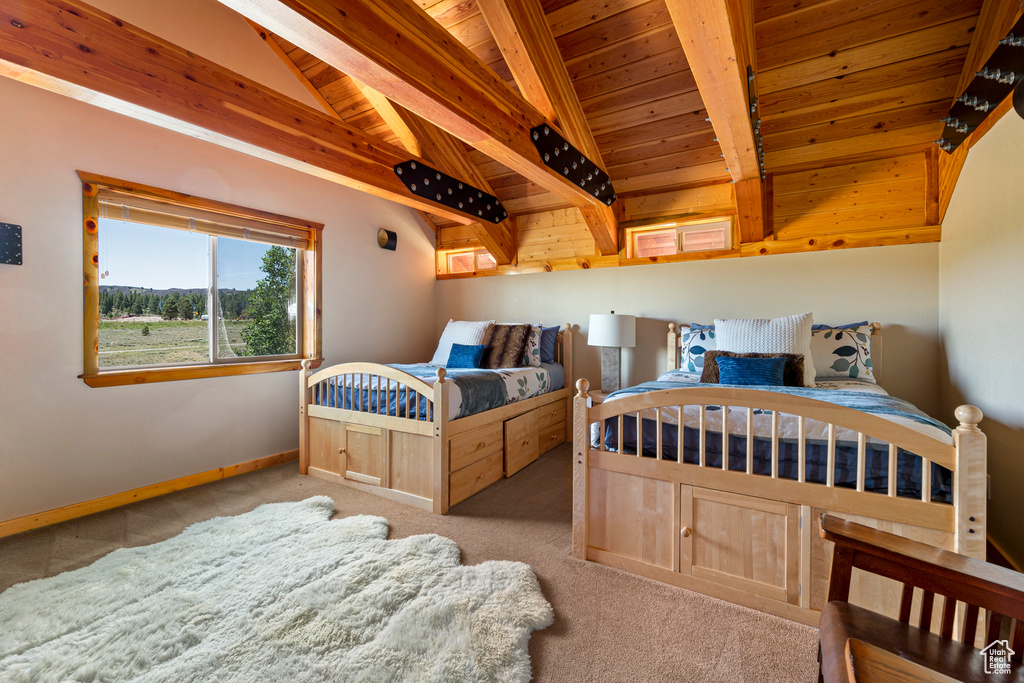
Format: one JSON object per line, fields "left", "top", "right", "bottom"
{"left": 394, "top": 161, "right": 508, "bottom": 223}
{"left": 531, "top": 125, "right": 616, "bottom": 206}
{"left": 0, "top": 223, "right": 22, "bottom": 265}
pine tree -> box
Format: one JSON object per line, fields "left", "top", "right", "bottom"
{"left": 179, "top": 297, "right": 193, "bottom": 321}
{"left": 161, "top": 296, "right": 178, "bottom": 320}
{"left": 241, "top": 247, "right": 296, "bottom": 355}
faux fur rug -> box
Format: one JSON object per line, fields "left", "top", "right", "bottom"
{"left": 0, "top": 497, "right": 554, "bottom": 682}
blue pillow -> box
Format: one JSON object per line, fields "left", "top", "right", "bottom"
{"left": 716, "top": 356, "right": 786, "bottom": 386}
{"left": 689, "top": 322, "right": 715, "bottom": 330}
{"left": 539, "top": 325, "right": 560, "bottom": 364}
{"left": 446, "top": 343, "right": 486, "bottom": 369}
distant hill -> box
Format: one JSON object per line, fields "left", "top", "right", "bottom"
{"left": 99, "top": 285, "right": 251, "bottom": 296}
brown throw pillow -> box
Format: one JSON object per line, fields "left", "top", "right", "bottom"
{"left": 701, "top": 351, "right": 806, "bottom": 387}
{"left": 483, "top": 324, "right": 532, "bottom": 369}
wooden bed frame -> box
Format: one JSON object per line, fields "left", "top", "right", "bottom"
{"left": 571, "top": 323, "right": 987, "bottom": 626}
{"left": 299, "top": 324, "right": 573, "bottom": 514}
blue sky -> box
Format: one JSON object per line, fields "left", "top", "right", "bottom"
{"left": 99, "top": 219, "right": 279, "bottom": 290}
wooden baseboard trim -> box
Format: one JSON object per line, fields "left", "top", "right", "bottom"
{"left": 0, "top": 450, "right": 298, "bottom": 539}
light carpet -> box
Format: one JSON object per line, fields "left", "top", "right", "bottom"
{"left": 0, "top": 496, "right": 554, "bottom": 682}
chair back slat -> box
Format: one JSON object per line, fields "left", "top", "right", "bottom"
{"left": 940, "top": 596, "right": 957, "bottom": 639}
{"left": 988, "top": 612, "right": 1003, "bottom": 646}
{"left": 919, "top": 591, "right": 935, "bottom": 630}
{"left": 962, "top": 603, "right": 979, "bottom": 646}
{"left": 1013, "top": 619, "right": 1024, "bottom": 663}
{"left": 898, "top": 584, "right": 914, "bottom": 624}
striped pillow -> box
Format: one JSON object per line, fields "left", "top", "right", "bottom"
{"left": 429, "top": 319, "right": 494, "bottom": 365}
{"left": 715, "top": 356, "right": 786, "bottom": 386}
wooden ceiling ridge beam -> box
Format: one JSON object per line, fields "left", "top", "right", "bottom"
{"left": 0, "top": 0, "right": 496, "bottom": 228}
{"left": 666, "top": 0, "right": 767, "bottom": 242}
{"left": 477, "top": 0, "right": 617, "bottom": 254}
{"left": 217, "top": 0, "right": 617, "bottom": 224}
{"left": 246, "top": 20, "right": 516, "bottom": 263}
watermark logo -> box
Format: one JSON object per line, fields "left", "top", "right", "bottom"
{"left": 982, "top": 639, "right": 1015, "bottom": 675}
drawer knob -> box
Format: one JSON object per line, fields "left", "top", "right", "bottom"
{"left": 477, "top": 442, "right": 486, "bottom": 448}
{"left": 681, "top": 526, "right": 692, "bottom": 538}
{"left": 338, "top": 447, "right": 346, "bottom": 455}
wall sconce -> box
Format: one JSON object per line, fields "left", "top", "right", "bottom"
{"left": 377, "top": 228, "right": 397, "bottom": 251}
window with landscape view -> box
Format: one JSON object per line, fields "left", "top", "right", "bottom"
{"left": 80, "top": 173, "right": 322, "bottom": 387}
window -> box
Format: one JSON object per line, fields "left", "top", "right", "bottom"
{"left": 80, "top": 172, "right": 322, "bottom": 387}
{"left": 628, "top": 217, "right": 733, "bottom": 259}
{"left": 444, "top": 248, "right": 497, "bottom": 275}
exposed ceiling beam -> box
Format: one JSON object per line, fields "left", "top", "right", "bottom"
{"left": 216, "top": 0, "right": 617, "bottom": 221}
{"left": 954, "top": 0, "right": 1024, "bottom": 100}
{"left": 247, "top": 22, "right": 515, "bottom": 263}
{"left": 0, "top": 0, "right": 489, "bottom": 227}
{"left": 477, "top": 0, "right": 617, "bottom": 255}
{"left": 666, "top": 0, "right": 767, "bottom": 241}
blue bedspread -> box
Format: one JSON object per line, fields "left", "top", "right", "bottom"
{"left": 313, "top": 363, "right": 564, "bottom": 420}
{"left": 598, "top": 382, "right": 953, "bottom": 503}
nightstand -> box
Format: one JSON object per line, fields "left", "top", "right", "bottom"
{"left": 589, "top": 391, "right": 611, "bottom": 405}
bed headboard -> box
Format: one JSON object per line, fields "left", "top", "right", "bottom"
{"left": 667, "top": 321, "right": 883, "bottom": 384}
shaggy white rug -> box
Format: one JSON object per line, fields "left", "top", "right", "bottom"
{"left": 0, "top": 497, "right": 553, "bottom": 682}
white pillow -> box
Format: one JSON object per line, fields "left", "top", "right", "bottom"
{"left": 714, "top": 313, "right": 816, "bottom": 387}
{"left": 429, "top": 319, "right": 495, "bottom": 365}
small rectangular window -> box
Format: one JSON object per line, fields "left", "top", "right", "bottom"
{"left": 81, "top": 173, "right": 322, "bottom": 387}
{"left": 446, "top": 248, "right": 496, "bottom": 274}
{"left": 628, "top": 217, "right": 733, "bottom": 258}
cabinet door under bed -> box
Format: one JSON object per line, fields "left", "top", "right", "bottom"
{"left": 307, "top": 416, "right": 433, "bottom": 502}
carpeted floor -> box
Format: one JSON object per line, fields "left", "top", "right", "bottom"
{"left": 0, "top": 444, "right": 820, "bottom": 682}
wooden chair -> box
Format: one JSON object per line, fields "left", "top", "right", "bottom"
{"left": 819, "top": 514, "right": 1024, "bottom": 682}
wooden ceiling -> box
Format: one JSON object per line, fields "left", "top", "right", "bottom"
{"left": 2, "top": 0, "right": 1020, "bottom": 276}
{"left": 260, "top": 0, "right": 996, "bottom": 223}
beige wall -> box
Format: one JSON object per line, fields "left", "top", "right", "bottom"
{"left": 940, "top": 112, "right": 1024, "bottom": 566}
{"left": 0, "top": 4, "right": 435, "bottom": 522}
{"left": 437, "top": 244, "right": 942, "bottom": 415}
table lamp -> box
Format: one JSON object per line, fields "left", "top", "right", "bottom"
{"left": 588, "top": 312, "right": 636, "bottom": 393}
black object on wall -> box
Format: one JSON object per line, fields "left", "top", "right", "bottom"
{"left": 377, "top": 228, "right": 397, "bottom": 251}
{"left": 0, "top": 223, "right": 22, "bottom": 265}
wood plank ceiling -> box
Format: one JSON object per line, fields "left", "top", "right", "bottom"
{"left": 6, "top": 0, "right": 995, "bottom": 275}
{"left": 275, "top": 0, "right": 982, "bottom": 197}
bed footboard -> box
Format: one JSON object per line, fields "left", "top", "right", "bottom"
{"left": 571, "top": 378, "right": 987, "bottom": 626}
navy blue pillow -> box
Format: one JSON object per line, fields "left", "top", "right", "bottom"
{"left": 716, "top": 356, "right": 786, "bottom": 386}
{"left": 446, "top": 343, "right": 486, "bottom": 369}
{"left": 539, "top": 326, "right": 560, "bottom": 364}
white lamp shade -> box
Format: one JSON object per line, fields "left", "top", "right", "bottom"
{"left": 588, "top": 314, "right": 636, "bottom": 348}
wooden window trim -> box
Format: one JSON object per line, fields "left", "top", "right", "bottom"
{"left": 79, "top": 172, "right": 324, "bottom": 387}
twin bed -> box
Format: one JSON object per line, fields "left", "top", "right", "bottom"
{"left": 572, "top": 322, "right": 987, "bottom": 626}
{"left": 296, "top": 316, "right": 987, "bottom": 628}
{"left": 298, "top": 324, "right": 572, "bottom": 514}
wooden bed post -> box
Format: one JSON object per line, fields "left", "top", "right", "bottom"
{"left": 953, "top": 405, "right": 986, "bottom": 560}
{"left": 298, "top": 360, "right": 313, "bottom": 475}
{"left": 869, "top": 322, "right": 883, "bottom": 384}
{"left": 667, "top": 323, "right": 679, "bottom": 373}
{"left": 564, "top": 322, "right": 574, "bottom": 442}
{"left": 432, "top": 368, "right": 450, "bottom": 514}
{"left": 572, "top": 378, "right": 591, "bottom": 560}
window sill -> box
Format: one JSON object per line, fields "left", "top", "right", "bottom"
{"left": 81, "top": 358, "right": 324, "bottom": 388}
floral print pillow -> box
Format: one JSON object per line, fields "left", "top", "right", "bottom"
{"left": 680, "top": 326, "right": 717, "bottom": 374}
{"left": 810, "top": 323, "right": 875, "bottom": 382}
{"left": 521, "top": 325, "right": 543, "bottom": 367}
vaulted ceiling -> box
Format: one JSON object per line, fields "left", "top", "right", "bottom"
{"left": 1, "top": 0, "right": 1021, "bottom": 276}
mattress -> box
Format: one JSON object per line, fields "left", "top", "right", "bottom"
{"left": 592, "top": 371, "right": 954, "bottom": 503}
{"left": 314, "top": 362, "right": 564, "bottom": 421}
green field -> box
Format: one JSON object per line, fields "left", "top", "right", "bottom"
{"left": 98, "top": 319, "right": 248, "bottom": 367}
